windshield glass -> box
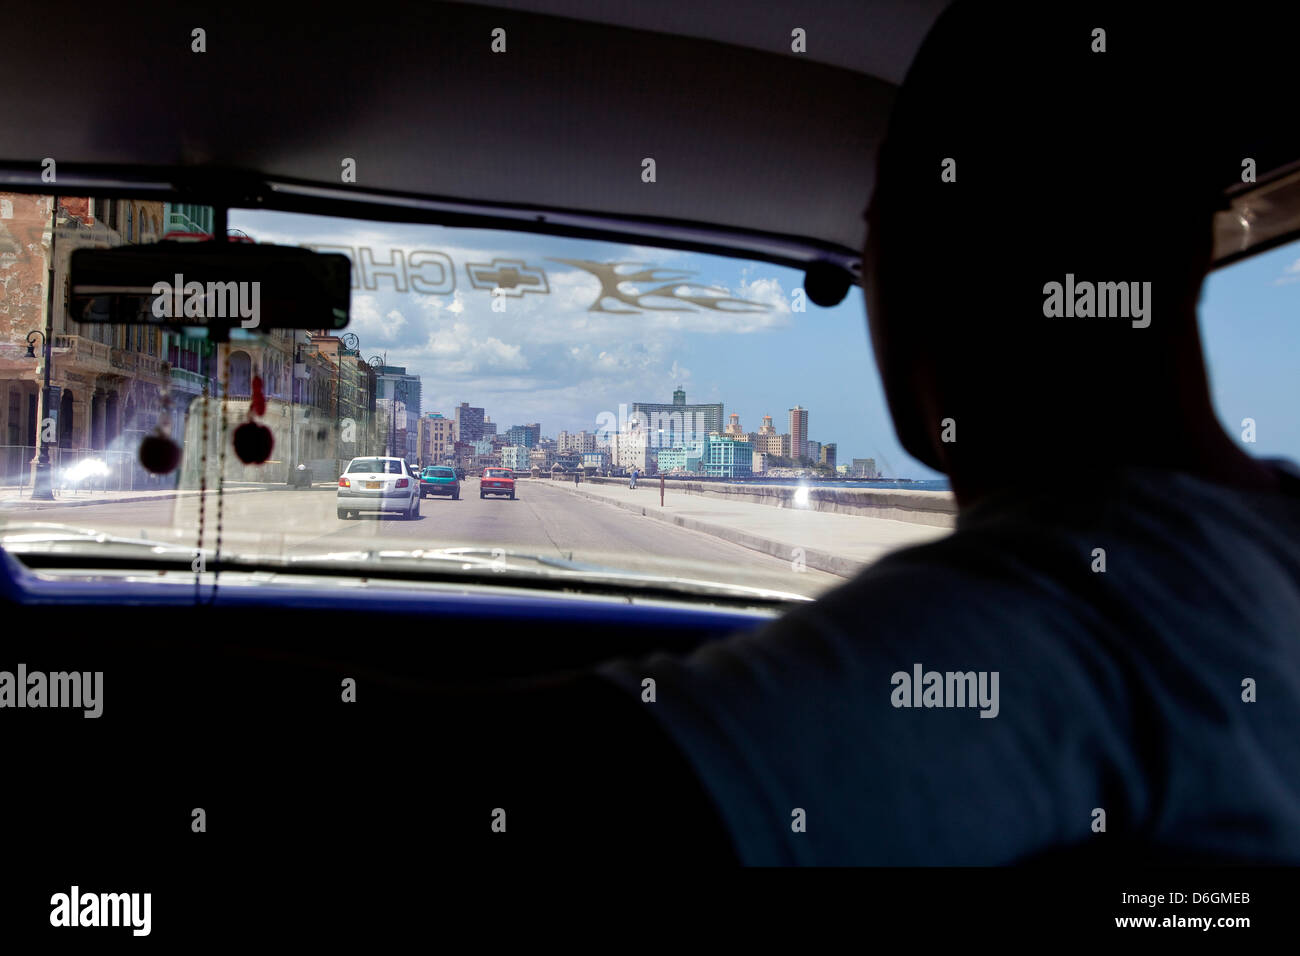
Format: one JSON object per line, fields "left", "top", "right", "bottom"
{"left": 0, "top": 199, "right": 953, "bottom": 599}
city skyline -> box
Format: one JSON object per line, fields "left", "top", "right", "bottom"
{"left": 227, "top": 209, "right": 928, "bottom": 475}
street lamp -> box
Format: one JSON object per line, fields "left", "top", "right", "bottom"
{"left": 367, "top": 355, "right": 387, "bottom": 455}
{"left": 287, "top": 330, "right": 309, "bottom": 484}
{"left": 26, "top": 329, "right": 55, "bottom": 500}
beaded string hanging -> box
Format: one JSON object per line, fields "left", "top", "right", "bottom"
{"left": 194, "top": 379, "right": 209, "bottom": 604}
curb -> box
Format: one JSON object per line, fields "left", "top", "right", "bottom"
{"left": 535, "top": 481, "right": 863, "bottom": 578}
{"left": 0, "top": 485, "right": 303, "bottom": 511}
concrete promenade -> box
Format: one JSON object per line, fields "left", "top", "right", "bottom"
{"left": 532, "top": 479, "right": 951, "bottom": 577}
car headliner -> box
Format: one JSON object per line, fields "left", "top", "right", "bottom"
{"left": 1, "top": 0, "right": 1297, "bottom": 273}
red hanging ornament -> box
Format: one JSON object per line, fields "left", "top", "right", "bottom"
{"left": 139, "top": 392, "right": 181, "bottom": 474}
{"left": 232, "top": 373, "right": 274, "bottom": 464}
{"left": 251, "top": 375, "right": 267, "bottom": 417}
{"left": 140, "top": 433, "right": 182, "bottom": 474}
{"left": 233, "top": 421, "right": 274, "bottom": 464}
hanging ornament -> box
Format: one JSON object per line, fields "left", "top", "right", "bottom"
{"left": 233, "top": 373, "right": 274, "bottom": 464}
{"left": 139, "top": 383, "right": 182, "bottom": 474}
{"left": 250, "top": 372, "right": 267, "bottom": 417}
{"left": 140, "top": 433, "right": 182, "bottom": 474}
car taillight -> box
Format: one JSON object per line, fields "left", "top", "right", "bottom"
{"left": 339, "top": 477, "right": 350, "bottom": 488}
{"left": 396, "top": 478, "right": 409, "bottom": 488}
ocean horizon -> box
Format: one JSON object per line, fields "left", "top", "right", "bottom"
{"left": 664, "top": 476, "right": 952, "bottom": 492}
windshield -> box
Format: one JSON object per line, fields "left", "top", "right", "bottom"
{"left": 0, "top": 199, "right": 949, "bottom": 600}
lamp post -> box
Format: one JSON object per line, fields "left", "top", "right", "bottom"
{"left": 366, "top": 354, "right": 386, "bottom": 455}
{"left": 26, "top": 329, "right": 55, "bottom": 500}
{"left": 393, "top": 379, "right": 409, "bottom": 462}
{"left": 287, "top": 331, "right": 308, "bottom": 484}
{"left": 24, "top": 197, "right": 65, "bottom": 500}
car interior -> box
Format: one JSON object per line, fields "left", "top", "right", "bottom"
{"left": 2, "top": 0, "right": 1299, "bottom": 939}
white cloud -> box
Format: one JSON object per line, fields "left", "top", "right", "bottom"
{"left": 226, "top": 210, "right": 808, "bottom": 433}
{"left": 1274, "top": 258, "right": 1300, "bottom": 285}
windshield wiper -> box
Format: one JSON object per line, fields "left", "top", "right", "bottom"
{"left": 0, "top": 526, "right": 810, "bottom": 606}
{"left": 286, "top": 546, "right": 812, "bottom": 603}
{"left": 0, "top": 522, "right": 213, "bottom": 558}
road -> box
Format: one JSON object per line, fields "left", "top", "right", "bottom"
{"left": 2, "top": 480, "right": 844, "bottom": 598}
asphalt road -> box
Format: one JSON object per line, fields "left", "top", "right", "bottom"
{"left": 4, "top": 480, "right": 843, "bottom": 598}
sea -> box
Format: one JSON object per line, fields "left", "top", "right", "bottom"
{"left": 668, "top": 477, "right": 952, "bottom": 492}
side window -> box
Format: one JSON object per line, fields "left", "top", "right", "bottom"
{"left": 1200, "top": 237, "right": 1300, "bottom": 465}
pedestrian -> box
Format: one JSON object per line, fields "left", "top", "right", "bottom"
{"left": 629, "top": 467, "right": 638, "bottom": 490}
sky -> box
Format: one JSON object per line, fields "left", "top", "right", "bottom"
{"left": 1199, "top": 240, "right": 1300, "bottom": 464}
{"left": 231, "top": 209, "right": 1299, "bottom": 478}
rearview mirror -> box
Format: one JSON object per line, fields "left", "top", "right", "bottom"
{"left": 69, "top": 241, "right": 351, "bottom": 331}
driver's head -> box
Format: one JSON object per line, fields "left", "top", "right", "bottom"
{"left": 863, "top": 2, "right": 1236, "bottom": 475}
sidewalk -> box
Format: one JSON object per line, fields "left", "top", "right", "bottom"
{"left": 0, "top": 482, "right": 306, "bottom": 511}
{"left": 533, "top": 479, "right": 950, "bottom": 577}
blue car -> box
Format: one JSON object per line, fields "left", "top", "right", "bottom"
{"left": 419, "top": 466, "right": 461, "bottom": 500}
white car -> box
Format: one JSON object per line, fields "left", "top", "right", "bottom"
{"left": 336, "top": 456, "right": 420, "bottom": 520}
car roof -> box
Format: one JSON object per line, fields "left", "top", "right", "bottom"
{"left": 2, "top": 0, "right": 1297, "bottom": 272}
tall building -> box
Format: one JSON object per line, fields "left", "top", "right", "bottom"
{"left": 454, "top": 402, "right": 485, "bottom": 442}
{"left": 373, "top": 366, "right": 419, "bottom": 410}
{"left": 506, "top": 423, "right": 540, "bottom": 449}
{"left": 724, "top": 412, "right": 744, "bottom": 438}
{"left": 376, "top": 399, "right": 410, "bottom": 458}
{"left": 805, "top": 440, "right": 821, "bottom": 463}
{"left": 630, "top": 386, "right": 723, "bottom": 446}
{"left": 417, "top": 413, "right": 455, "bottom": 465}
{"left": 481, "top": 416, "right": 497, "bottom": 437}
{"left": 788, "top": 405, "right": 808, "bottom": 461}
{"left": 820, "top": 443, "right": 837, "bottom": 468}
{"left": 610, "top": 423, "right": 654, "bottom": 474}
{"left": 558, "top": 430, "right": 597, "bottom": 454}
{"left": 373, "top": 366, "right": 421, "bottom": 460}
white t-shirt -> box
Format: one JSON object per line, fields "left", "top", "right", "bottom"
{"left": 598, "top": 462, "right": 1300, "bottom": 864}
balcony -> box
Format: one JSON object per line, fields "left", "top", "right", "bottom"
{"left": 109, "top": 349, "right": 164, "bottom": 379}
{"left": 53, "top": 334, "right": 111, "bottom": 367}
{"left": 169, "top": 367, "right": 212, "bottom": 393}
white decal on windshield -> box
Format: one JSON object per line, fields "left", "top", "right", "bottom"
{"left": 549, "top": 259, "right": 772, "bottom": 314}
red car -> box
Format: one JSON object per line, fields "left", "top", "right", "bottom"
{"left": 480, "top": 466, "right": 516, "bottom": 500}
